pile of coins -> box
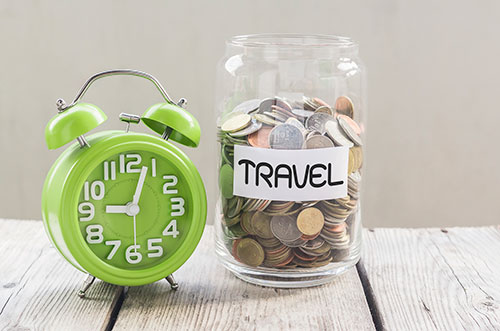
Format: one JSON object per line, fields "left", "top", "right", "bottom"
{"left": 218, "top": 95, "right": 363, "bottom": 269}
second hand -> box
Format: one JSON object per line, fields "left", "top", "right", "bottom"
{"left": 133, "top": 214, "right": 137, "bottom": 253}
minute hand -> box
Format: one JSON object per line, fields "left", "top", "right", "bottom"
{"left": 132, "top": 166, "right": 148, "bottom": 205}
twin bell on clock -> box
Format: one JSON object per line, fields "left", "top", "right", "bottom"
{"left": 41, "top": 69, "right": 207, "bottom": 297}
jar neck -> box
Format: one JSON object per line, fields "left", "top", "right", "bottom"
{"left": 226, "top": 34, "right": 359, "bottom": 59}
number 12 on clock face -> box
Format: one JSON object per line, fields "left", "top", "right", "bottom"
{"left": 77, "top": 151, "right": 188, "bottom": 270}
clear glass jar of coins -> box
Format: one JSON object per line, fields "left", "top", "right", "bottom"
{"left": 215, "top": 34, "right": 366, "bottom": 287}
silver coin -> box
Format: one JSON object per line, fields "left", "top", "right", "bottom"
{"left": 229, "top": 119, "right": 263, "bottom": 137}
{"left": 259, "top": 98, "right": 276, "bottom": 113}
{"left": 315, "top": 105, "right": 334, "bottom": 116}
{"left": 276, "top": 97, "right": 292, "bottom": 111}
{"left": 269, "top": 124, "right": 304, "bottom": 149}
{"left": 292, "top": 109, "right": 314, "bottom": 118}
{"left": 301, "top": 236, "right": 325, "bottom": 250}
{"left": 305, "top": 112, "right": 335, "bottom": 134}
{"left": 270, "top": 215, "right": 302, "bottom": 242}
{"left": 324, "top": 120, "right": 354, "bottom": 147}
{"left": 304, "top": 135, "right": 335, "bottom": 149}
{"left": 263, "top": 111, "right": 287, "bottom": 122}
{"left": 285, "top": 117, "right": 307, "bottom": 135}
{"left": 281, "top": 237, "right": 308, "bottom": 248}
{"left": 338, "top": 116, "right": 363, "bottom": 146}
{"left": 232, "top": 99, "right": 261, "bottom": 114}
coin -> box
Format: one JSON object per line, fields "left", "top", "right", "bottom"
{"left": 335, "top": 96, "right": 354, "bottom": 118}
{"left": 218, "top": 95, "right": 364, "bottom": 270}
{"left": 259, "top": 98, "right": 276, "bottom": 113}
{"left": 236, "top": 238, "right": 265, "bottom": 267}
{"left": 219, "top": 164, "right": 234, "bottom": 199}
{"left": 305, "top": 112, "right": 335, "bottom": 134}
{"left": 315, "top": 105, "right": 334, "bottom": 116}
{"left": 251, "top": 212, "right": 274, "bottom": 239}
{"left": 229, "top": 119, "right": 262, "bottom": 137}
{"left": 325, "top": 120, "right": 354, "bottom": 147}
{"left": 254, "top": 113, "right": 282, "bottom": 126}
{"left": 276, "top": 97, "right": 292, "bottom": 111}
{"left": 338, "top": 116, "right": 363, "bottom": 146}
{"left": 296, "top": 208, "right": 325, "bottom": 236}
{"left": 233, "top": 99, "right": 261, "bottom": 114}
{"left": 248, "top": 126, "right": 272, "bottom": 148}
{"left": 292, "top": 109, "right": 315, "bottom": 118}
{"left": 285, "top": 117, "right": 307, "bottom": 135}
{"left": 304, "top": 135, "right": 334, "bottom": 149}
{"left": 271, "top": 215, "right": 303, "bottom": 242}
{"left": 221, "top": 113, "right": 251, "bottom": 132}
{"left": 264, "top": 111, "right": 287, "bottom": 122}
{"left": 269, "top": 124, "right": 304, "bottom": 149}
{"left": 337, "top": 114, "right": 361, "bottom": 135}
{"left": 313, "top": 97, "right": 330, "bottom": 108}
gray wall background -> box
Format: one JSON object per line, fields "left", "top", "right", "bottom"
{"left": 1, "top": 0, "right": 499, "bottom": 227}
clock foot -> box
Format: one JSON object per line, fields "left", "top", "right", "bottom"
{"left": 165, "top": 274, "right": 179, "bottom": 290}
{"left": 78, "top": 274, "right": 96, "bottom": 298}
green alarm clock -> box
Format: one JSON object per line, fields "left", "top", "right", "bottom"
{"left": 42, "top": 69, "right": 207, "bottom": 297}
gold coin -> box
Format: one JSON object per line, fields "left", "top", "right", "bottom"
{"left": 348, "top": 148, "right": 355, "bottom": 174}
{"left": 296, "top": 207, "right": 325, "bottom": 236}
{"left": 236, "top": 238, "right": 265, "bottom": 267}
{"left": 251, "top": 212, "right": 274, "bottom": 239}
{"left": 351, "top": 146, "right": 363, "bottom": 171}
{"left": 240, "top": 212, "right": 256, "bottom": 235}
{"left": 221, "top": 114, "right": 251, "bottom": 132}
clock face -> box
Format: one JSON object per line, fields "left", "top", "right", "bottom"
{"left": 77, "top": 150, "right": 191, "bottom": 270}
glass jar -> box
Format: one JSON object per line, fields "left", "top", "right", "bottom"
{"left": 214, "top": 34, "right": 366, "bottom": 287}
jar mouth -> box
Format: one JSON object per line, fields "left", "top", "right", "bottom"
{"left": 228, "top": 33, "right": 357, "bottom": 50}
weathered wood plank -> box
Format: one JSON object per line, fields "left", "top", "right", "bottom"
{"left": 0, "top": 219, "right": 122, "bottom": 331}
{"left": 361, "top": 227, "right": 500, "bottom": 331}
{"left": 113, "top": 227, "right": 375, "bottom": 331}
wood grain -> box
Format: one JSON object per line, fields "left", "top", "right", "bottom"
{"left": 113, "top": 227, "right": 375, "bottom": 331}
{"left": 0, "top": 219, "right": 122, "bottom": 331}
{"left": 361, "top": 227, "right": 500, "bottom": 331}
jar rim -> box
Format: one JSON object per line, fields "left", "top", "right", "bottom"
{"left": 228, "top": 33, "right": 357, "bottom": 49}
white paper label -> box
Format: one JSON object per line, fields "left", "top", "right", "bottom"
{"left": 233, "top": 145, "right": 348, "bottom": 201}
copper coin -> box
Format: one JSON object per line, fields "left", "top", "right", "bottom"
{"left": 337, "top": 114, "right": 361, "bottom": 135}
{"left": 248, "top": 126, "right": 272, "bottom": 148}
{"left": 335, "top": 96, "right": 354, "bottom": 118}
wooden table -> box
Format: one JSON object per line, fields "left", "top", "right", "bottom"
{"left": 1, "top": 219, "right": 499, "bottom": 330}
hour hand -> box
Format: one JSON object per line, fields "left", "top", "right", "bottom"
{"left": 106, "top": 205, "right": 128, "bottom": 214}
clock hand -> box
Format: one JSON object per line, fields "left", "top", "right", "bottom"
{"left": 132, "top": 166, "right": 148, "bottom": 205}
{"left": 133, "top": 214, "right": 137, "bottom": 253}
{"left": 105, "top": 205, "right": 128, "bottom": 214}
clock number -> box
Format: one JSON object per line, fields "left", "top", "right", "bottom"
{"left": 104, "top": 161, "right": 116, "bottom": 181}
{"left": 147, "top": 238, "right": 163, "bottom": 257}
{"left": 171, "top": 197, "right": 185, "bottom": 216}
{"left": 125, "top": 245, "right": 142, "bottom": 264}
{"left": 105, "top": 240, "right": 121, "bottom": 260}
{"left": 90, "top": 181, "right": 105, "bottom": 200}
{"left": 151, "top": 158, "right": 157, "bottom": 177}
{"left": 78, "top": 202, "right": 95, "bottom": 222}
{"left": 163, "top": 175, "right": 178, "bottom": 194}
{"left": 162, "top": 219, "right": 179, "bottom": 238}
{"left": 83, "top": 181, "right": 105, "bottom": 201}
{"left": 86, "top": 225, "right": 103, "bottom": 244}
{"left": 126, "top": 154, "right": 142, "bottom": 173}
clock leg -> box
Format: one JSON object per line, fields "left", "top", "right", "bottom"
{"left": 78, "top": 274, "right": 96, "bottom": 298}
{"left": 165, "top": 274, "right": 179, "bottom": 290}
